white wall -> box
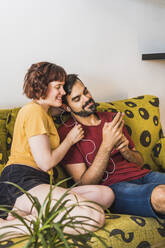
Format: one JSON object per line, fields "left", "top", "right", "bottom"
{"left": 0, "top": 0, "right": 165, "bottom": 132}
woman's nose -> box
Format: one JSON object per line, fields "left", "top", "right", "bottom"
{"left": 61, "top": 87, "right": 66, "bottom": 95}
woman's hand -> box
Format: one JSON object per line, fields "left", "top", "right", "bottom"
{"left": 66, "top": 124, "right": 84, "bottom": 145}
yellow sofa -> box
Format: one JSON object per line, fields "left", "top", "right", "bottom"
{"left": 0, "top": 94, "right": 165, "bottom": 248}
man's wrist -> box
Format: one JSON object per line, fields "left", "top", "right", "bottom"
{"left": 100, "top": 142, "right": 113, "bottom": 153}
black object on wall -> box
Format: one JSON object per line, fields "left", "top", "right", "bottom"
{"left": 142, "top": 53, "right": 165, "bottom": 60}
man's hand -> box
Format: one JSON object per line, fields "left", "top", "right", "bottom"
{"left": 102, "top": 112, "right": 124, "bottom": 151}
{"left": 115, "top": 133, "right": 144, "bottom": 166}
{"left": 115, "top": 134, "right": 129, "bottom": 154}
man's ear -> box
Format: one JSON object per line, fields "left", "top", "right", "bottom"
{"left": 62, "top": 104, "right": 71, "bottom": 112}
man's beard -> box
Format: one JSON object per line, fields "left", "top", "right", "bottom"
{"left": 70, "top": 98, "right": 97, "bottom": 117}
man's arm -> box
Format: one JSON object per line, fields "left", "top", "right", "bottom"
{"left": 64, "top": 112, "right": 124, "bottom": 185}
{"left": 65, "top": 141, "right": 113, "bottom": 185}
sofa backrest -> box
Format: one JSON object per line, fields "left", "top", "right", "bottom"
{"left": 0, "top": 95, "right": 164, "bottom": 183}
{"left": 97, "top": 95, "right": 164, "bottom": 171}
{"left": 0, "top": 108, "right": 19, "bottom": 174}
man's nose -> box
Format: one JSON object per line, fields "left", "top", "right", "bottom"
{"left": 82, "top": 94, "right": 89, "bottom": 101}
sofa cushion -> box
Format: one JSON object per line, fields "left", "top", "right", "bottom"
{"left": 92, "top": 213, "right": 165, "bottom": 247}
{"left": 0, "top": 119, "right": 7, "bottom": 173}
{"left": 152, "top": 137, "right": 165, "bottom": 171}
{"left": 108, "top": 95, "right": 163, "bottom": 171}
{"left": 86, "top": 95, "right": 163, "bottom": 171}
{"left": 6, "top": 108, "right": 21, "bottom": 137}
{"left": 3, "top": 213, "right": 165, "bottom": 247}
{"left": 5, "top": 108, "right": 21, "bottom": 159}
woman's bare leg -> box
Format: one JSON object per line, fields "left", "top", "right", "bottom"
{"left": 0, "top": 184, "right": 105, "bottom": 239}
{"left": 7, "top": 185, "right": 114, "bottom": 220}
{"left": 6, "top": 209, "right": 28, "bottom": 221}
{"left": 0, "top": 215, "right": 36, "bottom": 240}
{"left": 71, "top": 185, "right": 115, "bottom": 209}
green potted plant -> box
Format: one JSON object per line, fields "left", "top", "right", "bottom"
{"left": 0, "top": 179, "right": 109, "bottom": 248}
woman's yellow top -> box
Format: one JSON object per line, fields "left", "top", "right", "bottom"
{"left": 6, "top": 102, "right": 60, "bottom": 172}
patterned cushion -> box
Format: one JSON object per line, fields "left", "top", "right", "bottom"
{"left": 92, "top": 213, "right": 165, "bottom": 247}
{"left": 6, "top": 108, "right": 21, "bottom": 137}
{"left": 152, "top": 137, "right": 165, "bottom": 171}
{"left": 3, "top": 214, "right": 165, "bottom": 247}
{"left": 0, "top": 109, "right": 10, "bottom": 174}
{"left": 0, "top": 119, "right": 7, "bottom": 174}
{"left": 52, "top": 112, "right": 71, "bottom": 129}
{"left": 5, "top": 108, "right": 20, "bottom": 159}
{"left": 97, "top": 95, "right": 163, "bottom": 171}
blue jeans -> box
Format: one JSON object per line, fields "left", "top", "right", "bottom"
{"left": 110, "top": 171, "right": 165, "bottom": 218}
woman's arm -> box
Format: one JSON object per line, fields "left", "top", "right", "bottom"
{"left": 28, "top": 124, "right": 84, "bottom": 172}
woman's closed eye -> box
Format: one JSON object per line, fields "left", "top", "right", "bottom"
{"left": 54, "top": 85, "right": 60, "bottom": 90}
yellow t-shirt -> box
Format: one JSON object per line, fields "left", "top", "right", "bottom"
{"left": 6, "top": 102, "right": 60, "bottom": 172}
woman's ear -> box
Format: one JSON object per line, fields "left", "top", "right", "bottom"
{"left": 62, "top": 104, "right": 71, "bottom": 112}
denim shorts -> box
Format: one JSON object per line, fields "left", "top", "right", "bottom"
{"left": 110, "top": 171, "right": 165, "bottom": 219}
{"left": 0, "top": 164, "right": 51, "bottom": 218}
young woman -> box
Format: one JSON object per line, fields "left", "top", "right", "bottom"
{"left": 0, "top": 62, "right": 114, "bottom": 238}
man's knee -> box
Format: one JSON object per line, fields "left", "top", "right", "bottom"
{"left": 151, "top": 185, "right": 165, "bottom": 213}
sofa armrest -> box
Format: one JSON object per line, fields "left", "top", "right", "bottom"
{"left": 152, "top": 137, "right": 165, "bottom": 171}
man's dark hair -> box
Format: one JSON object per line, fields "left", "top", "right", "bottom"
{"left": 63, "top": 74, "right": 81, "bottom": 104}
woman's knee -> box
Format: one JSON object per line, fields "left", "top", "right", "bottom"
{"left": 100, "top": 186, "right": 115, "bottom": 208}
{"left": 91, "top": 185, "right": 115, "bottom": 209}
{"left": 70, "top": 185, "right": 115, "bottom": 209}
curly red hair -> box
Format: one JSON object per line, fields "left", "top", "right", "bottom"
{"left": 23, "top": 62, "right": 67, "bottom": 99}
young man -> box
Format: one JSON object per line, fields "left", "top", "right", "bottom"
{"left": 58, "top": 74, "right": 165, "bottom": 219}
